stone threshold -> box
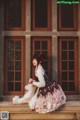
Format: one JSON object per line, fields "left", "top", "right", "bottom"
{"left": 0, "top": 101, "right": 80, "bottom": 120}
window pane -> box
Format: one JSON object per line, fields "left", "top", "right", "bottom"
{"left": 34, "top": 51, "right": 40, "bottom": 55}
{"left": 8, "top": 61, "right": 14, "bottom": 70}
{"left": 62, "top": 82, "right": 68, "bottom": 91}
{"left": 42, "top": 51, "right": 48, "bottom": 60}
{"left": 15, "top": 82, "right": 21, "bottom": 91}
{"left": 61, "top": 5, "right": 74, "bottom": 28}
{"left": 15, "top": 62, "right": 21, "bottom": 70}
{"left": 62, "top": 41, "right": 67, "bottom": 50}
{"left": 69, "top": 41, "right": 74, "bottom": 50}
{"left": 69, "top": 72, "right": 74, "bottom": 81}
{"left": 42, "top": 41, "right": 47, "bottom": 50}
{"left": 15, "top": 72, "right": 21, "bottom": 81}
{"left": 15, "top": 41, "right": 21, "bottom": 50}
{"left": 8, "top": 72, "right": 14, "bottom": 81}
{"left": 8, "top": 82, "right": 14, "bottom": 91}
{"left": 7, "top": 0, "right": 22, "bottom": 27}
{"left": 8, "top": 52, "right": 14, "bottom": 60}
{"left": 8, "top": 40, "right": 14, "bottom": 50}
{"left": 69, "top": 82, "right": 75, "bottom": 91}
{"left": 15, "top": 51, "right": 21, "bottom": 60}
{"left": 62, "top": 72, "right": 67, "bottom": 81}
{"left": 35, "top": 41, "right": 40, "bottom": 50}
{"left": 69, "top": 51, "right": 74, "bottom": 60}
{"left": 35, "top": 0, "right": 48, "bottom": 27}
{"left": 69, "top": 62, "right": 74, "bottom": 70}
{"left": 62, "top": 51, "right": 67, "bottom": 60}
{"left": 62, "top": 62, "right": 67, "bottom": 70}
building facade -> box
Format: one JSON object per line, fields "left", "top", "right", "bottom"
{"left": 0, "top": 0, "right": 80, "bottom": 99}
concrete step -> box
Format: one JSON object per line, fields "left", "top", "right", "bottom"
{"left": 0, "top": 101, "right": 80, "bottom": 120}
{"left": 9, "top": 113, "right": 77, "bottom": 120}
{"left": 1, "top": 95, "right": 80, "bottom": 101}
{"left": 1, "top": 95, "right": 80, "bottom": 102}
{"left": 0, "top": 101, "right": 80, "bottom": 113}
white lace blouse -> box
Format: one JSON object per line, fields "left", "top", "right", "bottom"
{"left": 33, "top": 64, "right": 46, "bottom": 88}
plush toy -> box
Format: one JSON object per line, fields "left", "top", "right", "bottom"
{"left": 13, "top": 79, "right": 36, "bottom": 104}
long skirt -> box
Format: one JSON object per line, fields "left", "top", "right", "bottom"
{"left": 29, "top": 84, "right": 66, "bottom": 113}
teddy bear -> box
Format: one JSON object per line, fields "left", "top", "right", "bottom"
{"left": 13, "top": 78, "right": 36, "bottom": 104}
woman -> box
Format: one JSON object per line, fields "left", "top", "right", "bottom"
{"left": 28, "top": 54, "right": 66, "bottom": 113}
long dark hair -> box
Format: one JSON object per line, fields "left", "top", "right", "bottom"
{"left": 32, "top": 53, "right": 43, "bottom": 81}
{"left": 32, "top": 53, "right": 43, "bottom": 65}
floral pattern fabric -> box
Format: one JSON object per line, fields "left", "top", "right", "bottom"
{"left": 34, "top": 85, "right": 66, "bottom": 113}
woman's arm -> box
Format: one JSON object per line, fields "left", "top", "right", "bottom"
{"left": 33, "top": 70, "right": 46, "bottom": 88}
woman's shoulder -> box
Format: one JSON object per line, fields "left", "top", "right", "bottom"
{"left": 36, "top": 64, "right": 45, "bottom": 74}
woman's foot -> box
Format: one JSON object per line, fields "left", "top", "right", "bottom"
{"left": 13, "top": 96, "right": 19, "bottom": 104}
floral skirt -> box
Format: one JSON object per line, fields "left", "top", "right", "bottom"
{"left": 34, "top": 85, "right": 66, "bottom": 113}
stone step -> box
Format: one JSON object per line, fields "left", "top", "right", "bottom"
{"left": 0, "top": 101, "right": 80, "bottom": 113}
{"left": 0, "top": 101, "right": 80, "bottom": 120}
{"left": 1, "top": 95, "right": 80, "bottom": 101}
{"left": 9, "top": 113, "right": 77, "bottom": 120}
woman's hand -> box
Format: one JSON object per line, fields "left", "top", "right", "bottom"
{"left": 29, "top": 78, "right": 34, "bottom": 84}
